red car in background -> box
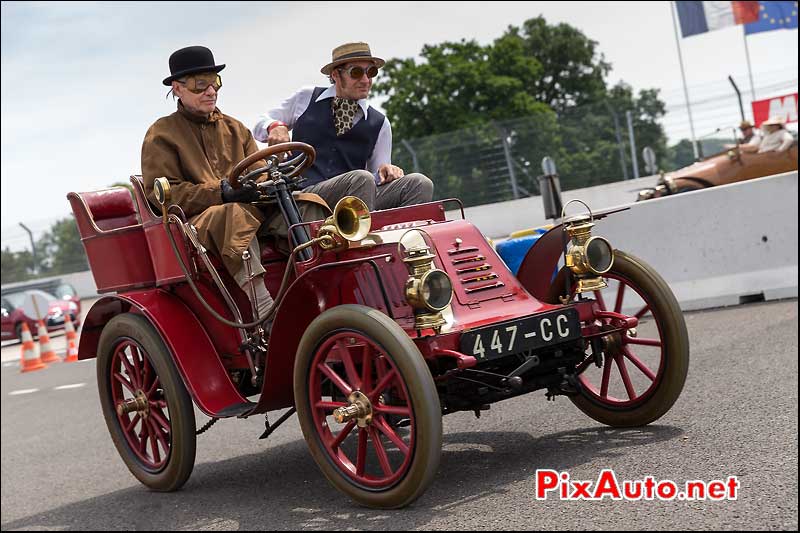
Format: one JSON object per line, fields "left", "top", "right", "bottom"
{"left": 1, "top": 290, "right": 81, "bottom": 342}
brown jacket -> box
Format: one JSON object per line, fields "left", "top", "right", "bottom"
{"left": 141, "top": 101, "right": 267, "bottom": 274}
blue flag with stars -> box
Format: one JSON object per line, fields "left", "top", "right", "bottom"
{"left": 746, "top": 1, "right": 798, "bottom": 33}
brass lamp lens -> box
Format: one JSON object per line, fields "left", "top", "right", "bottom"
{"left": 586, "top": 237, "right": 613, "bottom": 274}
{"left": 421, "top": 270, "right": 453, "bottom": 311}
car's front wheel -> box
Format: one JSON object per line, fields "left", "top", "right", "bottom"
{"left": 294, "top": 305, "right": 442, "bottom": 509}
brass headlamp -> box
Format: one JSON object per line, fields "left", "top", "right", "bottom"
{"left": 399, "top": 230, "right": 453, "bottom": 332}
{"left": 562, "top": 201, "right": 614, "bottom": 294}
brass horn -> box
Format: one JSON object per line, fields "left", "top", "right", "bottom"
{"left": 317, "top": 196, "right": 371, "bottom": 249}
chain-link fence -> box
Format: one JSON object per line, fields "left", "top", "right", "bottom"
{"left": 391, "top": 102, "right": 671, "bottom": 208}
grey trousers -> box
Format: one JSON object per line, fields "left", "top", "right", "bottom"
{"left": 302, "top": 170, "right": 434, "bottom": 211}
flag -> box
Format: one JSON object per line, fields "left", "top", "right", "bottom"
{"left": 745, "top": 1, "right": 798, "bottom": 33}
{"left": 677, "top": 1, "right": 761, "bottom": 37}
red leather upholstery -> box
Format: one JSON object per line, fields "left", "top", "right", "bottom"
{"left": 81, "top": 189, "right": 139, "bottom": 231}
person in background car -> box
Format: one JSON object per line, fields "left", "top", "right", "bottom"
{"left": 756, "top": 116, "right": 795, "bottom": 154}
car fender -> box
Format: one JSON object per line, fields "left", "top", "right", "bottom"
{"left": 79, "top": 290, "right": 248, "bottom": 418}
{"left": 253, "top": 258, "right": 390, "bottom": 412}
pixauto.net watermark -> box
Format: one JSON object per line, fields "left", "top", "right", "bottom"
{"left": 535, "top": 469, "right": 739, "bottom": 501}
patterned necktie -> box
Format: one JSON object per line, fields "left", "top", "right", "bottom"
{"left": 332, "top": 97, "right": 359, "bottom": 136}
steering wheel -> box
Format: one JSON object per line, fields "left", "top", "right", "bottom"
{"left": 228, "top": 142, "right": 316, "bottom": 189}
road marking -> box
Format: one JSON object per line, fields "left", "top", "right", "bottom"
{"left": 9, "top": 388, "right": 39, "bottom": 396}
{"left": 53, "top": 383, "right": 86, "bottom": 390}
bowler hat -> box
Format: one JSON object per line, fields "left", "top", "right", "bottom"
{"left": 321, "top": 42, "right": 385, "bottom": 75}
{"left": 163, "top": 46, "right": 225, "bottom": 86}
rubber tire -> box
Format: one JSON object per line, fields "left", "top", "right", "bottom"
{"left": 294, "top": 304, "right": 442, "bottom": 509}
{"left": 97, "top": 313, "right": 196, "bottom": 491}
{"left": 547, "top": 250, "right": 689, "bottom": 427}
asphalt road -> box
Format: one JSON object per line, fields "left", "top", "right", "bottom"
{"left": 1, "top": 299, "right": 797, "bottom": 531}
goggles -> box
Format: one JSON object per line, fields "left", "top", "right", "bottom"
{"left": 177, "top": 73, "right": 222, "bottom": 94}
{"left": 338, "top": 65, "right": 379, "bottom": 80}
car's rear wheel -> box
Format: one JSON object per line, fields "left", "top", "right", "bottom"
{"left": 97, "top": 313, "right": 196, "bottom": 491}
{"left": 294, "top": 305, "right": 442, "bottom": 509}
{"left": 547, "top": 250, "right": 689, "bottom": 427}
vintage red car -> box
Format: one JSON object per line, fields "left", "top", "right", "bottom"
{"left": 68, "top": 142, "right": 688, "bottom": 509}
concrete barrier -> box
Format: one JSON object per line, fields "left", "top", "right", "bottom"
{"left": 454, "top": 171, "right": 797, "bottom": 311}
{"left": 592, "top": 171, "right": 798, "bottom": 311}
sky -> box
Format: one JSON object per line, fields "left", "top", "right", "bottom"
{"left": 1, "top": 0, "right": 798, "bottom": 251}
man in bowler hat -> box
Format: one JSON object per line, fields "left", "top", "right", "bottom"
{"left": 253, "top": 42, "right": 434, "bottom": 211}
{"left": 141, "top": 45, "right": 275, "bottom": 321}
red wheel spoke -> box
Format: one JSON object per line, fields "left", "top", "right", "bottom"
{"left": 149, "top": 407, "right": 171, "bottom": 433}
{"left": 615, "top": 355, "right": 637, "bottom": 400}
{"left": 146, "top": 377, "right": 160, "bottom": 396}
{"left": 118, "top": 352, "right": 137, "bottom": 387}
{"left": 374, "top": 405, "right": 411, "bottom": 416}
{"left": 316, "top": 400, "right": 347, "bottom": 411}
{"left": 330, "top": 420, "right": 356, "bottom": 450}
{"left": 374, "top": 417, "right": 409, "bottom": 455}
{"left": 593, "top": 289, "right": 608, "bottom": 311}
{"left": 147, "top": 417, "right": 168, "bottom": 454}
{"left": 614, "top": 282, "right": 626, "bottom": 314}
{"left": 368, "top": 427, "right": 393, "bottom": 476}
{"left": 621, "top": 346, "right": 656, "bottom": 381}
{"left": 626, "top": 336, "right": 662, "bottom": 347}
{"left": 600, "top": 355, "right": 613, "bottom": 398}
{"left": 113, "top": 371, "right": 136, "bottom": 394}
{"left": 124, "top": 413, "right": 141, "bottom": 433}
{"left": 130, "top": 346, "right": 143, "bottom": 388}
{"left": 337, "top": 340, "right": 361, "bottom": 390}
{"left": 318, "top": 363, "right": 353, "bottom": 397}
{"left": 149, "top": 427, "right": 161, "bottom": 464}
{"left": 138, "top": 425, "right": 148, "bottom": 454}
{"left": 356, "top": 428, "right": 368, "bottom": 476}
{"left": 361, "top": 344, "right": 374, "bottom": 392}
{"left": 368, "top": 369, "right": 397, "bottom": 402}
{"left": 634, "top": 304, "right": 651, "bottom": 319}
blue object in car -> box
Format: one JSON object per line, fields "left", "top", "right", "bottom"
{"left": 496, "top": 228, "right": 549, "bottom": 275}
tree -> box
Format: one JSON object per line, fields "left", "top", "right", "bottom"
{"left": 36, "top": 217, "right": 88, "bottom": 275}
{"left": 375, "top": 16, "right": 669, "bottom": 204}
{"left": 1, "top": 247, "right": 34, "bottom": 284}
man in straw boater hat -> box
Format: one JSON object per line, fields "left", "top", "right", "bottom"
{"left": 254, "top": 42, "right": 434, "bottom": 211}
{"left": 141, "top": 46, "right": 278, "bottom": 322}
{"left": 755, "top": 115, "right": 795, "bottom": 154}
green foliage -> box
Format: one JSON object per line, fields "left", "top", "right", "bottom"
{"left": 374, "top": 15, "right": 671, "bottom": 206}
{"left": 35, "top": 217, "right": 88, "bottom": 275}
{"left": 1, "top": 247, "right": 34, "bottom": 284}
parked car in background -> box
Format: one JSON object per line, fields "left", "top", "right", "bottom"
{"left": 637, "top": 133, "right": 797, "bottom": 201}
{"left": 0, "top": 290, "right": 81, "bottom": 342}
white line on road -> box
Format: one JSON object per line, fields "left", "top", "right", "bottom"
{"left": 53, "top": 383, "right": 86, "bottom": 390}
{"left": 9, "top": 388, "right": 39, "bottom": 395}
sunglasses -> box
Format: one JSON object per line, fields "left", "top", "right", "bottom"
{"left": 338, "top": 65, "right": 379, "bottom": 80}
{"left": 177, "top": 73, "right": 222, "bottom": 94}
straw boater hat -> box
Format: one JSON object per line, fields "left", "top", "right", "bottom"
{"left": 739, "top": 120, "right": 753, "bottom": 129}
{"left": 761, "top": 115, "right": 786, "bottom": 127}
{"left": 321, "top": 42, "right": 385, "bottom": 75}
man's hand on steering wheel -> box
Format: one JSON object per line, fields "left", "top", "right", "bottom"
{"left": 267, "top": 125, "right": 290, "bottom": 146}
{"left": 221, "top": 178, "right": 260, "bottom": 203}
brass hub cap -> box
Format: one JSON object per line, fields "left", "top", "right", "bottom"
{"left": 116, "top": 390, "right": 150, "bottom": 418}
{"left": 332, "top": 390, "right": 373, "bottom": 427}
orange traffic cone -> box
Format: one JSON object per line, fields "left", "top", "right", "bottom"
{"left": 64, "top": 314, "right": 77, "bottom": 344}
{"left": 20, "top": 323, "right": 47, "bottom": 373}
{"left": 37, "top": 320, "right": 61, "bottom": 364}
{"left": 64, "top": 339, "right": 79, "bottom": 363}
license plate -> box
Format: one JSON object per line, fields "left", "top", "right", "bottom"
{"left": 460, "top": 308, "right": 581, "bottom": 362}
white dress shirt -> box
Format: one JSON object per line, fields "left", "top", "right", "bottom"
{"left": 757, "top": 128, "right": 794, "bottom": 153}
{"left": 253, "top": 85, "right": 392, "bottom": 180}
